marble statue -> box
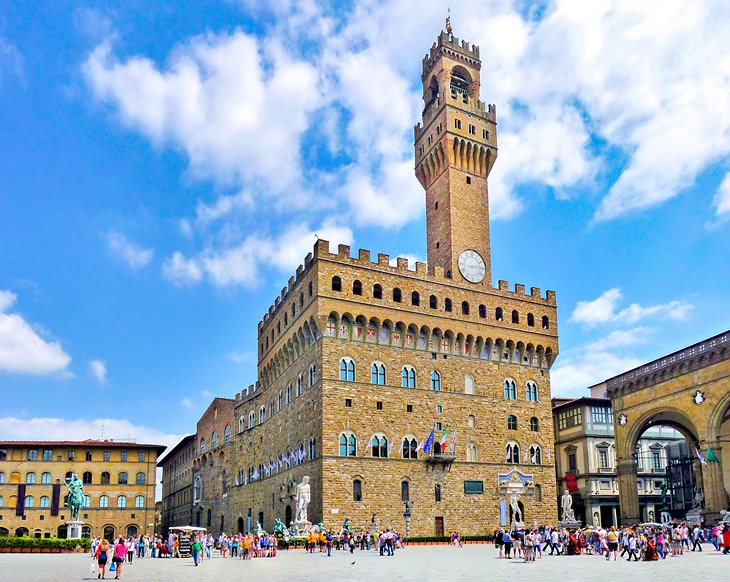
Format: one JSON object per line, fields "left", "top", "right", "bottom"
{"left": 509, "top": 492, "right": 522, "bottom": 525}
{"left": 690, "top": 486, "right": 704, "bottom": 511}
{"left": 63, "top": 473, "right": 84, "bottom": 522}
{"left": 561, "top": 490, "right": 575, "bottom": 522}
{"left": 295, "top": 476, "right": 311, "bottom": 523}
{"left": 274, "top": 518, "right": 286, "bottom": 536}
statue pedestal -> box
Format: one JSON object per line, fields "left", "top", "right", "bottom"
{"left": 685, "top": 510, "right": 703, "bottom": 525}
{"left": 66, "top": 521, "right": 83, "bottom": 539}
{"left": 558, "top": 519, "right": 582, "bottom": 530}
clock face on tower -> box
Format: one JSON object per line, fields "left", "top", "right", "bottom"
{"left": 458, "top": 250, "right": 486, "bottom": 283}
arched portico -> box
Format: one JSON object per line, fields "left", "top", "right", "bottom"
{"left": 607, "top": 331, "right": 729, "bottom": 524}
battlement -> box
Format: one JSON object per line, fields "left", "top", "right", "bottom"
{"left": 422, "top": 31, "right": 480, "bottom": 76}
{"left": 414, "top": 99, "right": 496, "bottom": 140}
{"left": 233, "top": 382, "right": 260, "bottom": 404}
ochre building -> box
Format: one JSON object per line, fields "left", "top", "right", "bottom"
{"left": 158, "top": 434, "right": 195, "bottom": 537}
{"left": 0, "top": 440, "right": 165, "bottom": 540}
{"left": 227, "top": 26, "right": 560, "bottom": 537}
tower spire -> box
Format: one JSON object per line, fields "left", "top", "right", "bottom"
{"left": 446, "top": 7, "right": 452, "bottom": 34}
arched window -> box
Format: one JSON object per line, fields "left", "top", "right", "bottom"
{"left": 41, "top": 472, "right": 51, "bottom": 484}
{"left": 530, "top": 417, "right": 539, "bottom": 432}
{"left": 40, "top": 496, "right": 50, "bottom": 508}
{"left": 308, "top": 281, "right": 313, "bottom": 296}
{"left": 466, "top": 443, "right": 478, "bottom": 462}
{"left": 26, "top": 472, "right": 36, "bottom": 484}
{"left": 401, "top": 365, "right": 416, "bottom": 388}
{"left": 331, "top": 276, "right": 342, "bottom": 292}
{"left": 401, "top": 481, "right": 410, "bottom": 502}
{"left": 339, "top": 357, "right": 355, "bottom": 382}
{"left": 495, "top": 307, "right": 503, "bottom": 321}
{"left": 464, "top": 375, "right": 474, "bottom": 394}
{"left": 527, "top": 313, "right": 535, "bottom": 327}
{"left": 526, "top": 381, "right": 539, "bottom": 401}
{"left": 248, "top": 411, "right": 255, "bottom": 429}
{"left": 200, "top": 438, "right": 206, "bottom": 454}
{"left": 193, "top": 476, "right": 202, "bottom": 502}
{"left": 431, "top": 371, "right": 441, "bottom": 391}
{"left": 371, "top": 362, "right": 386, "bottom": 385}
{"left": 297, "top": 374, "right": 304, "bottom": 396}
{"left": 373, "top": 284, "right": 382, "bottom": 299}
{"left": 371, "top": 435, "right": 388, "bottom": 458}
{"left": 118, "top": 472, "right": 128, "bottom": 485}
{"left": 461, "top": 301, "right": 469, "bottom": 315}
{"left": 277, "top": 391, "right": 283, "bottom": 411}
{"left": 506, "top": 442, "right": 520, "bottom": 464}
{"left": 353, "top": 280, "right": 362, "bottom": 295}
{"left": 135, "top": 472, "right": 145, "bottom": 485}
{"left": 429, "top": 294, "right": 437, "bottom": 309}
{"left": 135, "top": 495, "right": 145, "bottom": 508}
{"left": 434, "top": 484, "right": 441, "bottom": 502}
{"left": 81, "top": 471, "right": 92, "bottom": 485}
{"left": 339, "top": 432, "right": 357, "bottom": 457}
{"left": 504, "top": 379, "right": 516, "bottom": 399}
{"left": 43, "top": 449, "right": 53, "bottom": 461}
{"left": 353, "top": 479, "right": 362, "bottom": 501}
{"left": 117, "top": 495, "right": 127, "bottom": 509}
{"left": 445, "top": 298, "right": 453, "bottom": 312}
{"left": 411, "top": 291, "right": 420, "bottom": 306}
{"left": 309, "top": 437, "right": 316, "bottom": 459}
{"left": 25, "top": 495, "right": 34, "bottom": 508}
{"left": 530, "top": 445, "right": 542, "bottom": 464}
{"left": 99, "top": 495, "right": 109, "bottom": 508}
{"left": 478, "top": 304, "right": 486, "bottom": 318}
{"left": 27, "top": 449, "right": 38, "bottom": 461}
{"left": 393, "top": 288, "right": 402, "bottom": 303}
{"left": 100, "top": 472, "right": 110, "bottom": 485}
{"left": 211, "top": 431, "right": 218, "bottom": 449}
{"left": 259, "top": 406, "right": 266, "bottom": 424}
{"left": 286, "top": 384, "right": 292, "bottom": 404}
{"left": 402, "top": 437, "right": 418, "bottom": 459}
{"left": 299, "top": 292, "right": 304, "bottom": 307}
{"left": 542, "top": 316, "right": 550, "bottom": 330}
{"left": 83, "top": 495, "right": 90, "bottom": 508}
{"left": 224, "top": 424, "right": 231, "bottom": 445}
{"left": 309, "top": 363, "right": 317, "bottom": 386}
{"left": 0, "top": 472, "right": 4, "bottom": 484}
{"left": 468, "top": 414, "right": 475, "bottom": 428}
{"left": 507, "top": 415, "right": 517, "bottom": 430}
{"left": 511, "top": 310, "right": 519, "bottom": 324}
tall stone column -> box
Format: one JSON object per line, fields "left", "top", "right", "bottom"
{"left": 617, "top": 457, "right": 639, "bottom": 524}
{"left": 700, "top": 440, "right": 727, "bottom": 522}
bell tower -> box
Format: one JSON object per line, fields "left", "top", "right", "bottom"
{"left": 414, "top": 20, "right": 497, "bottom": 286}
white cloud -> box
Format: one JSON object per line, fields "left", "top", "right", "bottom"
{"left": 106, "top": 231, "right": 154, "bottom": 269}
{"left": 163, "top": 222, "right": 352, "bottom": 288}
{"left": 588, "top": 327, "right": 652, "bottom": 352}
{"left": 0, "top": 290, "right": 71, "bottom": 375}
{"left": 89, "top": 359, "right": 107, "bottom": 385}
{"left": 84, "top": 31, "right": 320, "bottom": 194}
{"left": 0, "top": 36, "right": 24, "bottom": 87}
{"left": 713, "top": 172, "right": 730, "bottom": 219}
{"left": 229, "top": 351, "right": 252, "bottom": 364}
{"left": 571, "top": 288, "right": 693, "bottom": 328}
{"left": 180, "top": 397, "right": 193, "bottom": 409}
{"left": 551, "top": 350, "right": 643, "bottom": 397}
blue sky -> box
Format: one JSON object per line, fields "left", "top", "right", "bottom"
{"left": 1, "top": 1, "right": 729, "bottom": 448}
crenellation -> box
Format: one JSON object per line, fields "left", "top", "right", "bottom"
{"left": 530, "top": 287, "right": 541, "bottom": 299}
{"left": 514, "top": 283, "right": 525, "bottom": 295}
{"left": 415, "top": 261, "right": 427, "bottom": 275}
{"left": 377, "top": 252, "right": 389, "bottom": 266}
{"left": 498, "top": 280, "right": 509, "bottom": 290}
{"left": 314, "top": 239, "right": 330, "bottom": 256}
{"left": 288, "top": 276, "right": 295, "bottom": 292}
{"left": 337, "top": 243, "right": 350, "bottom": 258}
{"left": 358, "top": 249, "right": 370, "bottom": 262}
{"left": 397, "top": 257, "right": 409, "bottom": 270}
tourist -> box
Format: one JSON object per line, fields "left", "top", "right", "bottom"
{"left": 112, "top": 537, "right": 126, "bottom": 579}
{"left": 549, "top": 527, "right": 559, "bottom": 555}
{"left": 502, "top": 529, "right": 513, "bottom": 558}
{"left": 691, "top": 524, "right": 703, "bottom": 551}
{"left": 125, "top": 537, "right": 134, "bottom": 563}
{"left": 606, "top": 526, "right": 619, "bottom": 561}
{"left": 722, "top": 524, "right": 730, "bottom": 554}
{"left": 326, "top": 532, "right": 332, "bottom": 557}
{"left": 172, "top": 535, "right": 180, "bottom": 558}
{"left": 95, "top": 538, "right": 110, "bottom": 579}
{"left": 495, "top": 528, "right": 503, "bottom": 558}
{"left": 523, "top": 530, "right": 534, "bottom": 563}
{"left": 191, "top": 535, "right": 203, "bottom": 566}
{"left": 534, "top": 529, "right": 542, "bottom": 558}
{"left": 625, "top": 533, "right": 639, "bottom": 561}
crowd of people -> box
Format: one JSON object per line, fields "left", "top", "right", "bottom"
{"left": 299, "top": 528, "right": 405, "bottom": 557}
{"left": 493, "top": 521, "right": 730, "bottom": 563}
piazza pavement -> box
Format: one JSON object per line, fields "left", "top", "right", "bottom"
{"left": 0, "top": 544, "right": 728, "bottom": 581}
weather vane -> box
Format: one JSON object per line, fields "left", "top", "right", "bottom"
{"left": 446, "top": 7, "right": 452, "bottom": 34}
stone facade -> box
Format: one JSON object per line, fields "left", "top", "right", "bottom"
{"left": 0, "top": 440, "right": 165, "bottom": 540}
{"left": 158, "top": 434, "right": 195, "bottom": 537}
{"left": 228, "top": 26, "right": 560, "bottom": 537}
{"left": 607, "top": 330, "right": 730, "bottom": 523}
{"left": 191, "top": 398, "right": 235, "bottom": 535}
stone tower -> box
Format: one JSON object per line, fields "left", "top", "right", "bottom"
{"left": 414, "top": 23, "right": 497, "bottom": 286}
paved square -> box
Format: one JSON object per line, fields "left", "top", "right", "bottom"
{"left": 1, "top": 545, "right": 728, "bottom": 581}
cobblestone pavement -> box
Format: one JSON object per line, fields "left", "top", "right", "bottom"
{"left": 1, "top": 544, "right": 728, "bottom": 581}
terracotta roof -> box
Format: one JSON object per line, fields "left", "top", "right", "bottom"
{"left": 0, "top": 439, "right": 167, "bottom": 453}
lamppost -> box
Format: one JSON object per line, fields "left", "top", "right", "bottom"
{"left": 403, "top": 500, "right": 411, "bottom": 541}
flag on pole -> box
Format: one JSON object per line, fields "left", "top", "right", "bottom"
{"left": 530, "top": 449, "right": 537, "bottom": 464}
{"left": 423, "top": 429, "right": 435, "bottom": 453}
{"left": 450, "top": 430, "right": 457, "bottom": 448}
{"left": 388, "top": 440, "right": 394, "bottom": 456}
{"left": 252, "top": 467, "right": 259, "bottom": 480}
{"left": 506, "top": 446, "right": 512, "bottom": 463}
{"left": 546, "top": 450, "right": 551, "bottom": 462}
{"left": 416, "top": 439, "right": 425, "bottom": 452}
{"left": 696, "top": 448, "right": 707, "bottom": 466}
{"left": 707, "top": 448, "right": 720, "bottom": 463}
{"left": 439, "top": 427, "right": 449, "bottom": 446}
{"left": 398, "top": 439, "right": 404, "bottom": 453}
